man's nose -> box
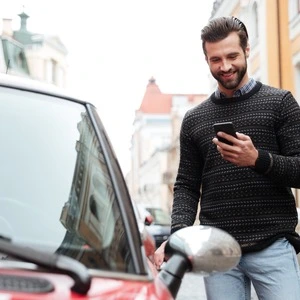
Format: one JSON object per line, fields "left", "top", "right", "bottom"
{"left": 220, "top": 60, "right": 231, "bottom": 72}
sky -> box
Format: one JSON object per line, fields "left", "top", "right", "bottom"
{"left": 0, "top": 0, "right": 214, "bottom": 174}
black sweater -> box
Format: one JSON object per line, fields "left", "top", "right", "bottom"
{"left": 171, "top": 81, "right": 300, "bottom": 253}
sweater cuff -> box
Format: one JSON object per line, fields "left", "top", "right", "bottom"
{"left": 254, "top": 150, "right": 273, "bottom": 175}
{"left": 170, "top": 224, "right": 188, "bottom": 235}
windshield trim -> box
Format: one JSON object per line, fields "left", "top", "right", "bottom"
{"left": 0, "top": 76, "right": 93, "bottom": 108}
{"left": 88, "top": 269, "right": 153, "bottom": 281}
{"left": 87, "top": 105, "right": 147, "bottom": 275}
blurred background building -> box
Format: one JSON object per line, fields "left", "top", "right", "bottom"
{"left": 128, "top": 0, "right": 300, "bottom": 213}
{"left": 126, "top": 77, "right": 207, "bottom": 213}
{"left": 0, "top": 11, "right": 68, "bottom": 87}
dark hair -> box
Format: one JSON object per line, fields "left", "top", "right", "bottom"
{"left": 201, "top": 16, "right": 249, "bottom": 56}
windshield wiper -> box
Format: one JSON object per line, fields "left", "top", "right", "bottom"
{"left": 0, "top": 238, "right": 91, "bottom": 294}
{"left": 0, "top": 235, "right": 11, "bottom": 242}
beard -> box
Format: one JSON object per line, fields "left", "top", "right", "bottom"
{"left": 211, "top": 59, "right": 247, "bottom": 91}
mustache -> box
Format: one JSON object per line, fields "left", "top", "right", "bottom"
{"left": 218, "top": 69, "right": 235, "bottom": 76}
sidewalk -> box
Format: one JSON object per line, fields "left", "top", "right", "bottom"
{"left": 176, "top": 273, "right": 258, "bottom": 300}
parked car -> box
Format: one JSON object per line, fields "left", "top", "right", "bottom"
{"left": 0, "top": 73, "right": 241, "bottom": 299}
{"left": 131, "top": 201, "right": 156, "bottom": 259}
{"left": 133, "top": 204, "right": 171, "bottom": 248}
{"left": 144, "top": 207, "right": 171, "bottom": 248}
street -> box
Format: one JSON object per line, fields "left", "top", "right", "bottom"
{"left": 176, "top": 273, "right": 259, "bottom": 300}
{"left": 176, "top": 273, "right": 206, "bottom": 299}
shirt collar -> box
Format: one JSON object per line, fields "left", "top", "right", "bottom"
{"left": 215, "top": 78, "right": 256, "bottom": 99}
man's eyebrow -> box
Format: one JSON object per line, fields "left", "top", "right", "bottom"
{"left": 208, "top": 56, "right": 220, "bottom": 61}
{"left": 209, "top": 52, "right": 240, "bottom": 59}
{"left": 227, "top": 52, "right": 240, "bottom": 57}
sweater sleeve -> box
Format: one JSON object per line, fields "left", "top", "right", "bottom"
{"left": 253, "top": 92, "right": 300, "bottom": 188}
{"left": 171, "top": 113, "right": 203, "bottom": 234}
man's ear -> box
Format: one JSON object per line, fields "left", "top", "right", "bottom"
{"left": 245, "top": 43, "right": 250, "bottom": 58}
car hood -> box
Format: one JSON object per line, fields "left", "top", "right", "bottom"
{"left": 0, "top": 269, "right": 172, "bottom": 300}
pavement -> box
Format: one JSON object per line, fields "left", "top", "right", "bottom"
{"left": 176, "top": 273, "right": 207, "bottom": 300}
{"left": 176, "top": 273, "right": 259, "bottom": 300}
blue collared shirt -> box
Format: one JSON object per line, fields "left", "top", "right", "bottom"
{"left": 215, "top": 78, "right": 256, "bottom": 98}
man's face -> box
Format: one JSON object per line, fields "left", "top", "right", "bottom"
{"left": 205, "top": 32, "right": 250, "bottom": 97}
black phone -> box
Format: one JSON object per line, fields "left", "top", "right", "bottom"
{"left": 213, "top": 122, "right": 237, "bottom": 145}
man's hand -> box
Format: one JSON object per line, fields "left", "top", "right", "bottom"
{"left": 212, "top": 132, "right": 258, "bottom": 167}
{"left": 153, "top": 240, "right": 167, "bottom": 269}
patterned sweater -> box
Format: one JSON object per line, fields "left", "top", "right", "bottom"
{"left": 171, "top": 81, "right": 300, "bottom": 253}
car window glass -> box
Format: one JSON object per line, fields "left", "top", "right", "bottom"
{"left": 0, "top": 86, "right": 134, "bottom": 273}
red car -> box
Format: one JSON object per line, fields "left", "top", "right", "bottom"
{"left": 0, "top": 74, "right": 241, "bottom": 299}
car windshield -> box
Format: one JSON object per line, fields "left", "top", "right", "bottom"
{"left": 0, "top": 86, "right": 134, "bottom": 273}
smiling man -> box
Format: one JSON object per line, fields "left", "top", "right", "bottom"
{"left": 154, "top": 16, "right": 300, "bottom": 300}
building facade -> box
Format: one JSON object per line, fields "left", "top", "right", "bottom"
{"left": 127, "top": 77, "right": 207, "bottom": 213}
{"left": 0, "top": 12, "right": 68, "bottom": 87}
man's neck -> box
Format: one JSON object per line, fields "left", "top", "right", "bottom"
{"left": 217, "top": 78, "right": 255, "bottom": 99}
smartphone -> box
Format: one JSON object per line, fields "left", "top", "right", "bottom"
{"left": 213, "top": 122, "right": 237, "bottom": 145}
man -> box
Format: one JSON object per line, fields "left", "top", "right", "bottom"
{"left": 154, "top": 16, "right": 300, "bottom": 299}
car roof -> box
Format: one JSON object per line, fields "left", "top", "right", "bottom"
{"left": 0, "top": 73, "right": 93, "bottom": 106}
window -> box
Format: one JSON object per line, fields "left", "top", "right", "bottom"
{"left": 289, "top": 0, "right": 300, "bottom": 21}
{"left": 51, "top": 59, "right": 57, "bottom": 84}
{"left": 249, "top": 2, "right": 259, "bottom": 44}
